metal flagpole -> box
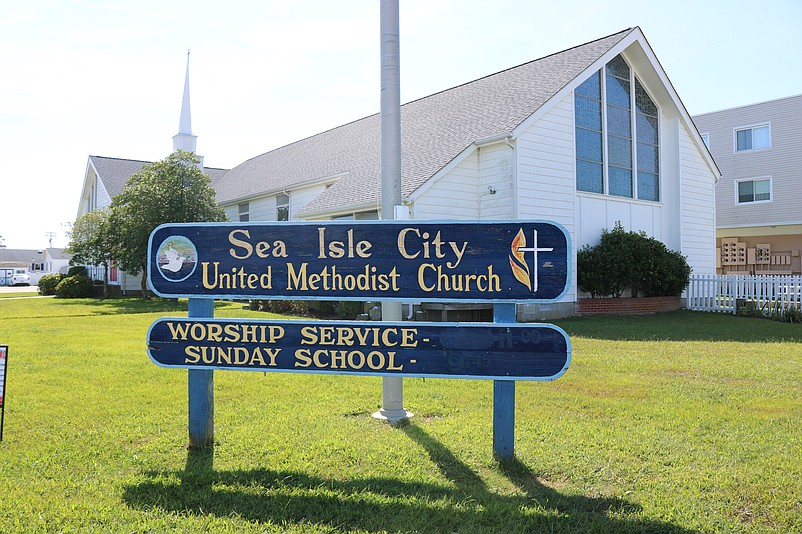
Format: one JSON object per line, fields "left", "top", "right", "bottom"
{"left": 373, "top": 0, "right": 411, "bottom": 423}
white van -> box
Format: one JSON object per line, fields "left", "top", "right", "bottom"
{"left": 1, "top": 268, "right": 31, "bottom": 286}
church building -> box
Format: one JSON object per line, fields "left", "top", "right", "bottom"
{"left": 76, "top": 27, "right": 719, "bottom": 317}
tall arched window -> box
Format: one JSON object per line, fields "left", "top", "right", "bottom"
{"left": 575, "top": 54, "right": 659, "bottom": 201}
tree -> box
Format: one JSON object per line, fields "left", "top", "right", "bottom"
{"left": 110, "top": 151, "right": 227, "bottom": 297}
{"left": 66, "top": 208, "right": 116, "bottom": 298}
{"left": 0, "top": 235, "right": 5, "bottom": 248}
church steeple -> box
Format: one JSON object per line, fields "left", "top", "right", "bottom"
{"left": 172, "top": 50, "right": 198, "bottom": 155}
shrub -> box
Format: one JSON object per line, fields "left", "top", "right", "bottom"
{"left": 55, "top": 275, "right": 95, "bottom": 298}
{"left": 578, "top": 222, "right": 691, "bottom": 298}
{"left": 335, "top": 301, "right": 364, "bottom": 320}
{"left": 38, "top": 273, "right": 65, "bottom": 295}
{"left": 67, "top": 265, "right": 88, "bottom": 277}
{"left": 251, "top": 300, "right": 310, "bottom": 316}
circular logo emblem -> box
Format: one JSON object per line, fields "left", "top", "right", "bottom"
{"left": 156, "top": 235, "right": 198, "bottom": 282}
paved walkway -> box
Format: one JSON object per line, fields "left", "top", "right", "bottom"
{"left": 0, "top": 285, "right": 39, "bottom": 294}
{"left": 0, "top": 286, "right": 48, "bottom": 299}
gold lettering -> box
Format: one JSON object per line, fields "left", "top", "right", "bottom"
{"left": 397, "top": 227, "right": 420, "bottom": 259}
{"left": 313, "top": 349, "right": 328, "bottom": 368}
{"left": 185, "top": 345, "right": 200, "bottom": 363}
{"left": 263, "top": 348, "right": 280, "bottom": 366}
{"left": 167, "top": 321, "right": 190, "bottom": 340}
{"left": 348, "top": 350, "right": 365, "bottom": 369}
{"left": 229, "top": 229, "right": 253, "bottom": 259}
{"left": 224, "top": 324, "right": 240, "bottom": 342}
{"left": 401, "top": 328, "right": 418, "bottom": 347}
{"left": 300, "top": 326, "right": 317, "bottom": 344}
{"left": 295, "top": 348, "right": 312, "bottom": 367}
{"left": 249, "top": 347, "right": 266, "bottom": 366}
{"left": 206, "top": 324, "right": 223, "bottom": 342}
{"left": 367, "top": 350, "right": 385, "bottom": 370}
{"left": 386, "top": 351, "right": 403, "bottom": 371}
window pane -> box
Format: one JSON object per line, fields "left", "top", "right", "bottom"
{"left": 754, "top": 179, "right": 770, "bottom": 201}
{"left": 606, "top": 74, "right": 631, "bottom": 109}
{"left": 577, "top": 160, "right": 603, "bottom": 193}
{"left": 637, "top": 142, "right": 659, "bottom": 173}
{"left": 635, "top": 79, "right": 657, "bottom": 116}
{"left": 606, "top": 55, "right": 630, "bottom": 80}
{"left": 576, "top": 71, "right": 601, "bottom": 99}
{"left": 607, "top": 105, "right": 631, "bottom": 138}
{"left": 576, "top": 128, "right": 603, "bottom": 163}
{"left": 608, "top": 135, "right": 632, "bottom": 168}
{"left": 637, "top": 113, "right": 658, "bottom": 145}
{"left": 752, "top": 126, "right": 770, "bottom": 149}
{"left": 637, "top": 172, "right": 659, "bottom": 201}
{"left": 277, "top": 206, "right": 289, "bottom": 221}
{"left": 575, "top": 96, "right": 601, "bottom": 131}
{"left": 276, "top": 193, "right": 289, "bottom": 205}
{"left": 736, "top": 129, "right": 752, "bottom": 151}
{"left": 738, "top": 181, "right": 754, "bottom": 203}
{"left": 609, "top": 167, "right": 633, "bottom": 197}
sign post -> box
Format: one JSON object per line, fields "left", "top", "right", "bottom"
{"left": 187, "top": 299, "right": 214, "bottom": 447}
{"left": 493, "top": 304, "right": 517, "bottom": 458}
{"left": 378, "top": 0, "right": 407, "bottom": 423}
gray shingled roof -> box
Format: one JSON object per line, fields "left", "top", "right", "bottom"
{"left": 45, "top": 248, "right": 72, "bottom": 261}
{"left": 89, "top": 155, "right": 229, "bottom": 199}
{"left": 0, "top": 248, "right": 45, "bottom": 267}
{"left": 214, "top": 29, "right": 634, "bottom": 216}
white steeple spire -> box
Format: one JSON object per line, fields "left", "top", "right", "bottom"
{"left": 172, "top": 50, "right": 198, "bottom": 155}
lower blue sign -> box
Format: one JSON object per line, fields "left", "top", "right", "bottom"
{"left": 147, "top": 319, "right": 571, "bottom": 381}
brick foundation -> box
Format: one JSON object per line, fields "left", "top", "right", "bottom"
{"left": 575, "top": 296, "right": 681, "bottom": 316}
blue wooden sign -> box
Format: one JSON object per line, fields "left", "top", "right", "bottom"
{"left": 147, "top": 318, "right": 571, "bottom": 381}
{"left": 147, "top": 220, "right": 570, "bottom": 302}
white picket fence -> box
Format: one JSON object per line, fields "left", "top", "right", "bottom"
{"left": 686, "top": 274, "right": 802, "bottom": 315}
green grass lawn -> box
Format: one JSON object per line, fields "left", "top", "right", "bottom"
{"left": 0, "top": 291, "right": 39, "bottom": 299}
{"left": 0, "top": 297, "right": 800, "bottom": 532}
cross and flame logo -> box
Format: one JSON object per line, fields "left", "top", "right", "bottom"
{"left": 508, "top": 228, "right": 553, "bottom": 293}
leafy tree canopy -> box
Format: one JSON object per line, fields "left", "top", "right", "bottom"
{"left": 110, "top": 151, "right": 227, "bottom": 295}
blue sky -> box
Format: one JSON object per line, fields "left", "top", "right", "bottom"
{"left": 1, "top": 0, "right": 800, "bottom": 249}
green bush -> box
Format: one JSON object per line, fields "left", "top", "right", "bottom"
{"left": 38, "top": 273, "right": 65, "bottom": 295}
{"left": 67, "top": 265, "right": 88, "bottom": 277}
{"left": 335, "top": 301, "right": 364, "bottom": 320}
{"left": 578, "top": 222, "right": 691, "bottom": 298}
{"left": 251, "top": 300, "right": 310, "bottom": 316}
{"left": 55, "top": 275, "right": 95, "bottom": 298}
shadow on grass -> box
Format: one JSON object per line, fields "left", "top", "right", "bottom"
{"left": 123, "top": 428, "right": 696, "bottom": 533}
{"left": 554, "top": 309, "right": 802, "bottom": 343}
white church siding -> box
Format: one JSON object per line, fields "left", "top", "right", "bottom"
{"left": 517, "top": 94, "right": 576, "bottom": 230}
{"left": 515, "top": 94, "right": 579, "bottom": 315}
{"left": 679, "top": 123, "right": 717, "bottom": 275}
{"left": 290, "top": 183, "right": 330, "bottom": 220}
{"left": 477, "top": 142, "right": 514, "bottom": 220}
{"left": 412, "top": 152, "right": 479, "bottom": 220}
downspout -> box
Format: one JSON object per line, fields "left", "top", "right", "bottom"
{"left": 504, "top": 136, "right": 518, "bottom": 219}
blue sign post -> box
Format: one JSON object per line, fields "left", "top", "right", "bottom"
{"left": 147, "top": 220, "right": 572, "bottom": 454}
